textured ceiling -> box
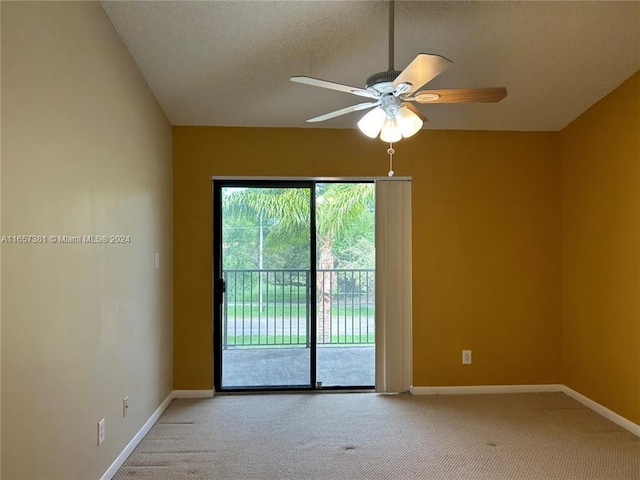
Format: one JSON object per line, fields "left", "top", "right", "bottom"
{"left": 102, "top": 1, "right": 640, "bottom": 131}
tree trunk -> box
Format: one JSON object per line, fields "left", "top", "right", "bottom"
{"left": 316, "top": 236, "right": 335, "bottom": 344}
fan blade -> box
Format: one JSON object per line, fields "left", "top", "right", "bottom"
{"left": 412, "top": 87, "right": 508, "bottom": 104}
{"left": 291, "top": 76, "right": 379, "bottom": 99}
{"left": 403, "top": 102, "right": 428, "bottom": 122}
{"left": 392, "top": 54, "right": 453, "bottom": 94}
{"left": 306, "top": 101, "right": 380, "bottom": 123}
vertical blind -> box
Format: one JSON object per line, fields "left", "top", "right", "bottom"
{"left": 375, "top": 179, "right": 413, "bottom": 393}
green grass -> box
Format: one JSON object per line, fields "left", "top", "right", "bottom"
{"left": 224, "top": 333, "right": 375, "bottom": 347}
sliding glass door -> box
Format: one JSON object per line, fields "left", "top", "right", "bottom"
{"left": 213, "top": 180, "right": 375, "bottom": 391}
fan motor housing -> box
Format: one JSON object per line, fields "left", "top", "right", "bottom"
{"left": 365, "top": 70, "right": 401, "bottom": 93}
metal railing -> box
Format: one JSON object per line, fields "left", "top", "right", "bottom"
{"left": 222, "top": 268, "right": 374, "bottom": 348}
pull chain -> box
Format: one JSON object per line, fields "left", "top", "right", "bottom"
{"left": 387, "top": 143, "right": 395, "bottom": 177}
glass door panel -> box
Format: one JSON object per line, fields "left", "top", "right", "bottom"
{"left": 216, "top": 185, "right": 313, "bottom": 389}
{"left": 314, "top": 183, "right": 375, "bottom": 388}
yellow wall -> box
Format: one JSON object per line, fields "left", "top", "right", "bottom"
{"left": 561, "top": 71, "right": 640, "bottom": 425}
{"left": 173, "top": 127, "right": 561, "bottom": 389}
{"left": 1, "top": 3, "right": 173, "bottom": 478}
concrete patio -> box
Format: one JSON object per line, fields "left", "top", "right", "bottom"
{"left": 221, "top": 345, "right": 374, "bottom": 389}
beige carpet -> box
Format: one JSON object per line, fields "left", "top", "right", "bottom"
{"left": 114, "top": 392, "right": 639, "bottom": 479}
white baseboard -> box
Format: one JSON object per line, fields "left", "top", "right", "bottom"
{"left": 411, "top": 384, "right": 563, "bottom": 395}
{"left": 100, "top": 391, "right": 173, "bottom": 480}
{"left": 562, "top": 385, "right": 640, "bottom": 438}
{"left": 172, "top": 389, "right": 215, "bottom": 399}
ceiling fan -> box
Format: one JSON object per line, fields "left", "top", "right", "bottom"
{"left": 290, "top": 0, "right": 507, "bottom": 143}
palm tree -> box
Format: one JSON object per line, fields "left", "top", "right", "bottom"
{"left": 222, "top": 183, "right": 374, "bottom": 343}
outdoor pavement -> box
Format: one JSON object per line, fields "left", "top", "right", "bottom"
{"left": 221, "top": 345, "right": 374, "bottom": 388}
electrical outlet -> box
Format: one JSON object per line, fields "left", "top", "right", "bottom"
{"left": 155, "top": 252, "right": 160, "bottom": 270}
{"left": 97, "top": 418, "right": 105, "bottom": 446}
{"left": 462, "top": 350, "right": 472, "bottom": 365}
{"left": 123, "top": 396, "right": 129, "bottom": 417}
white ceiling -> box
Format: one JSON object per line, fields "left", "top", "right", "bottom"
{"left": 102, "top": 1, "right": 640, "bottom": 131}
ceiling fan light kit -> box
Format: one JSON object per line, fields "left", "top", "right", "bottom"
{"left": 358, "top": 101, "right": 423, "bottom": 142}
{"left": 290, "top": 1, "right": 507, "bottom": 173}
